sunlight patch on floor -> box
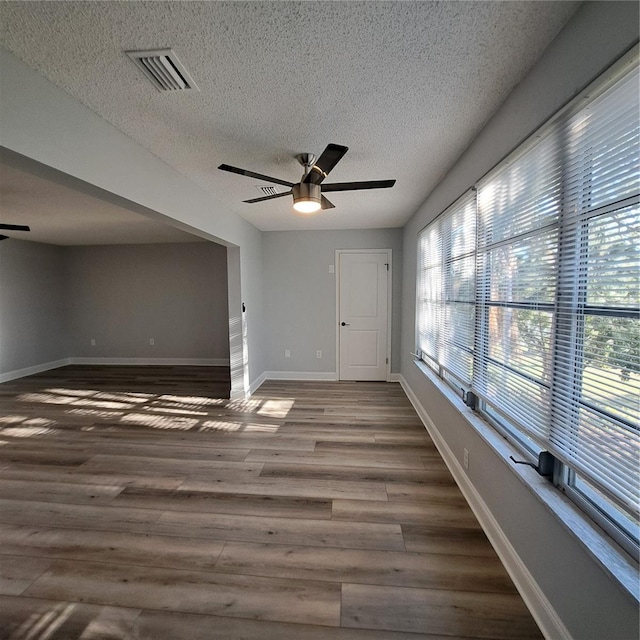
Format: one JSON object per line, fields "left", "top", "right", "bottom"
{"left": 199, "top": 420, "right": 243, "bottom": 432}
{"left": 0, "top": 415, "right": 59, "bottom": 438}
{"left": 67, "top": 408, "right": 123, "bottom": 419}
{"left": 158, "top": 394, "right": 225, "bottom": 407}
{"left": 12, "top": 602, "right": 76, "bottom": 640}
{"left": 225, "top": 398, "right": 263, "bottom": 412}
{"left": 257, "top": 399, "right": 295, "bottom": 418}
{"left": 242, "top": 422, "right": 282, "bottom": 433}
{"left": 45, "top": 387, "right": 96, "bottom": 397}
{"left": 0, "top": 415, "right": 29, "bottom": 424}
{"left": 121, "top": 413, "right": 199, "bottom": 430}
{"left": 0, "top": 426, "right": 60, "bottom": 438}
{"left": 144, "top": 406, "right": 208, "bottom": 417}
{"left": 24, "top": 417, "right": 56, "bottom": 427}
{"left": 46, "top": 388, "right": 153, "bottom": 403}
{"left": 18, "top": 392, "right": 136, "bottom": 411}
{"left": 7, "top": 379, "right": 291, "bottom": 436}
{"left": 93, "top": 391, "right": 150, "bottom": 404}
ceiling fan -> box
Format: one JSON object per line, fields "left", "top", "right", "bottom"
{"left": 0, "top": 223, "right": 30, "bottom": 241}
{"left": 219, "top": 144, "right": 395, "bottom": 214}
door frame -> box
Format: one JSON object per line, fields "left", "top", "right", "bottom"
{"left": 335, "top": 249, "right": 392, "bottom": 382}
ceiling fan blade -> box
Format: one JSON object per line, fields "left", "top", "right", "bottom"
{"left": 304, "top": 144, "right": 348, "bottom": 185}
{"left": 321, "top": 195, "right": 335, "bottom": 210}
{"left": 0, "top": 223, "right": 31, "bottom": 231}
{"left": 322, "top": 179, "right": 396, "bottom": 192}
{"left": 243, "top": 191, "right": 292, "bottom": 204}
{"left": 218, "top": 164, "right": 294, "bottom": 188}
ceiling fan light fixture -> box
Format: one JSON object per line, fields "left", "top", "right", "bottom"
{"left": 292, "top": 183, "right": 322, "bottom": 215}
{"left": 220, "top": 143, "right": 395, "bottom": 213}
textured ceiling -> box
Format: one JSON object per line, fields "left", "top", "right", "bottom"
{"left": 0, "top": 161, "right": 206, "bottom": 245}
{"left": 0, "top": 1, "right": 580, "bottom": 237}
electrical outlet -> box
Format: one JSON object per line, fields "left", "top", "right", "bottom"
{"left": 149, "top": 338, "right": 155, "bottom": 346}
{"left": 463, "top": 448, "right": 469, "bottom": 470}
{"left": 284, "top": 349, "right": 291, "bottom": 358}
{"left": 316, "top": 350, "right": 322, "bottom": 359}
{"left": 329, "top": 264, "right": 335, "bottom": 274}
{"left": 90, "top": 338, "right": 96, "bottom": 346}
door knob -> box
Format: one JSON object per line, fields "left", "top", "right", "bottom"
{"left": 341, "top": 322, "right": 350, "bottom": 326}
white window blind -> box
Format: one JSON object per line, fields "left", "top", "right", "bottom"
{"left": 475, "top": 61, "right": 639, "bottom": 522}
{"left": 417, "top": 52, "right": 639, "bottom": 535}
{"left": 417, "top": 191, "right": 476, "bottom": 385}
{"left": 475, "top": 130, "right": 560, "bottom": 441}
{"left": 417, "top": 221, "right": 442, "bottom": 371}
{"left": 549, "top": 65, "right": 640, "bottom": 520}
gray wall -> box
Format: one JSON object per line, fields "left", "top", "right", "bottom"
{"left": 263, "top": 229, "right": 402, "bottom": 374}
{"left": 0, "top": 240, "right": 229, "bottom": 377}
{"left": 0, "top": 239, "right": 67, "bottom": 374}
{"left": 66, "top": 243, "right": 229, "bottom": 360}
{"left": 400, "top": 3, "right": 639, "bottom": 639}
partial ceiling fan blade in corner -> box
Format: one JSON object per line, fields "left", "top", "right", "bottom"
{"left": 0, "top": 223, "right": 31, "bottom": 231}
{"left": 304, "top": 144, "right": 348, "bottom": 185}
{"left": 322, "top": 179, "right": 396, "bottom": 192}
{"left": 243, "top": 191, "right": 292, "bottom": 204}
{"left": 218, "top": 164, "right": 294, "bottom": 188}
{"left": 321, "top": 195, "right": 335, "bottom": 210}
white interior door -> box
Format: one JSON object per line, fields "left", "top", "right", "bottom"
{"left": 338, "top": 251, "right": 390, "bottom": 381}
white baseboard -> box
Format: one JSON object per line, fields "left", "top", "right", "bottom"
{"left": 399, "top": 374, "right": 572, "bottom": 640}
{"left": 263, "top": 371, "right": 338, "bottom": 382}
{"left": 247, "top": 371, "right": 398, "bottom": 395}
{"left": 0, "top": 358, "right": 71, "bottom": 383}
{"left": 68, "top": 357, "right": 229, "bottom": 367}
{"left": 249, "top": 371, "right": 267, "bottom": 396}
{"left": 262, "top": 371, "right": 400, "bottom": 383}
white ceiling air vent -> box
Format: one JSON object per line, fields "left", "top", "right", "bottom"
{"left": 257, "top": 185, "right": 280, "bottom": 196}
{"left": 126, "top": 49, "right": 199, "bottom": 92}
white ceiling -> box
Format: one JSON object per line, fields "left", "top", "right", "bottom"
{"left": 0, "top": 161, "right": 206, "bottom": 245}
{"left": 0, "top": 1, "right": 581, "bottom": 241}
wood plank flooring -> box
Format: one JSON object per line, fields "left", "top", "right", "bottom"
{"left": 0, "top": 366, "right": 543, "bottom": 639}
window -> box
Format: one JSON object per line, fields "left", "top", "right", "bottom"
{"left": 417, "top": 191, "right": 476, "bottom": 387}
{"left": 476, "top": 131, "right": 560, "bottom": 448}
{"left": 416, "top": 52, "right": 639, "bottom": 552}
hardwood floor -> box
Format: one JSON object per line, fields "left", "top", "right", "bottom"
{"left": 0, "top": 366, "right": 543, "bottom": 639}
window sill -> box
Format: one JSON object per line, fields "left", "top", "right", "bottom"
{"left": 412, "top": 358, "right": 639, "bottom": 603}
